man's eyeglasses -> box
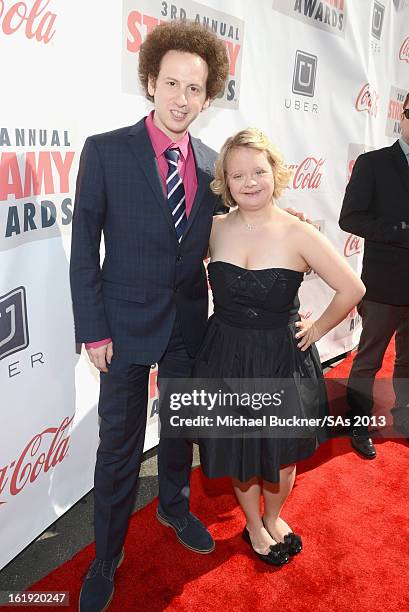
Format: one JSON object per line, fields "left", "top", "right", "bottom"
{"left": 403, "top": 108, "right": 409, "bottom": 120}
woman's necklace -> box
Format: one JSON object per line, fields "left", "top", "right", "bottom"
{"left": 237, "top": 211, "right": 268, "bottom": 231}
{"left": 244, "top": 221, "right": 255, "bottom": 231}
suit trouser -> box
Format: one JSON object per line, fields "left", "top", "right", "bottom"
{"left": 94, "top": 318, "right": 194, "bottom": 560}
{"left": 346, "top": 299, "right": 409, "bottom": 432}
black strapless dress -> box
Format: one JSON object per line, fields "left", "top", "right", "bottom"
{"left": 193, "top": 261, "right": 328, "bottom": 484}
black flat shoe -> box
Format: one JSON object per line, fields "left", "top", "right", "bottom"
{"left": 242, "top": 527, "right": 290, "bottom": 566}
{"left": 283, "top": 532, "right": 303, "bottom": 555}
{"left": 262, "top": 518, "right": 303, "bottom": 556}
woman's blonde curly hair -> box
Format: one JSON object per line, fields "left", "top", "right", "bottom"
{"left": 211, "top": 128, "right": 292, "bottom": 208}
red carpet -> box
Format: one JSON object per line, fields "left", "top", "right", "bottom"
{"left": 19, "top": 341, "right": 409, "bottom": 611}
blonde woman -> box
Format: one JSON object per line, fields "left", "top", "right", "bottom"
{"left": 193, "top": 128, "right": 365, "bottom": 567}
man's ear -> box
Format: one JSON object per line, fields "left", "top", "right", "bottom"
{"left": 202, "top": 98, "right": 211, "bottom": 111}
{"left": 147, "top": 75, "right": 156, "bottom": 97}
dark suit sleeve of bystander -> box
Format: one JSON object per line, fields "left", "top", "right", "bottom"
{"left": 339, "top": 153, "right": 409, "bottom": 247}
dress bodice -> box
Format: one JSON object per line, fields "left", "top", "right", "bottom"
{"left": 208, "top": 261, "right": 303, "bottom": 329}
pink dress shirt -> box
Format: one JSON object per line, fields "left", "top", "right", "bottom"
{"left": 85, "top": 111, "right": 198, "bottom": 350}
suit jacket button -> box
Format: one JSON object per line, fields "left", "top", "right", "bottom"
{"left": 176, "top": 255, "right": 183, "bottom": 262}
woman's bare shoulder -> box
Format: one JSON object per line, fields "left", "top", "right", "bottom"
{"left": 286, "top": 217, "right": 321, "bottom": 240}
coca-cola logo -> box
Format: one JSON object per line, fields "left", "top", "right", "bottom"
{"left": 355, "top": 83, "right": 379, "bottom": 117}
{"left": 399, "top": 37, "right": 409, "bottom": 63}
{"left": 344, "top": 234, "right": 363, "bottom": 257}
{"left": 0, "top": 416, "right": 73, "bottom": 505}
{"left": 288, "top": 157, "right": 324, "bottom": 190}
{"left": 0, "top": 0, "right": 56, "bottom": 44}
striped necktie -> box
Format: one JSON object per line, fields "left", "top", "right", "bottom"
{"left": 164, "top": 147, "right": 187, "bottom": 242}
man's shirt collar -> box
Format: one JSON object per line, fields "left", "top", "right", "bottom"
{"left": 145, "top": 110, "right": 190, "bottom": 160}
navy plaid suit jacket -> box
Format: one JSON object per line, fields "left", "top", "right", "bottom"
{"left": 70, "top": 118, "right": 225, "bottom": 364}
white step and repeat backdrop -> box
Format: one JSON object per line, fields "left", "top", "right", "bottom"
{"left": 0, "top": 0, "right": 408, "bottom": 568}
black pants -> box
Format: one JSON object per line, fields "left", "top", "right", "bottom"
{"left": 94, "top": 318, "right": 194, "bottom": 560}
{"left": 347, "top": 299, "right": 409, "bottom": 431}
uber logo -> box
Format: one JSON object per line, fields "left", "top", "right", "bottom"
{"left": 0, "top": 287, "right": 29, "bottom": 361}
{"left": 372, "top": 1, "right": 385, "bottom": 40}
{"left": 292, "top": 51, "right": 317, "bottom": 98}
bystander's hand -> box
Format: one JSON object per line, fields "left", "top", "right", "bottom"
{"left": 283, "top": 207, "right": 314, "bottom": 225}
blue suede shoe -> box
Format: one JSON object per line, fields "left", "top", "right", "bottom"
{"left": 79, "top": 548, "right": 124, "bottom": 612}
{"left": 156, "top": 507, "right": 215, "bottom": 553}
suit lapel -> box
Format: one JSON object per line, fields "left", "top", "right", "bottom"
{"left": 181, "top": 136, "right": 213, "bottom": 242}
{"left": 126, "top": 120, "right": 177, "bottom": 236}
{"left": 389, "top": 140, "right": 409, "bottom": 196}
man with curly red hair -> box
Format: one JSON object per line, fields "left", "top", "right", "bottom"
{"left": 71, "top": 20, "right": 229, "bottom": 611}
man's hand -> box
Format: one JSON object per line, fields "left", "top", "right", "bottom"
{"left": 283, "top": 207, "right": 313, "bottom": 224}
{"left": 86, "top": 341, "right": 113, "bottom": 372}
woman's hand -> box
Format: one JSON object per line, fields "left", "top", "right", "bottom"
{"left": 294, "top": 320, "right": 321, "bottom": 351}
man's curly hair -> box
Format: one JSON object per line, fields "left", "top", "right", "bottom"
{"left": 139, "top": 20, "right": 229, "bottom": 102}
